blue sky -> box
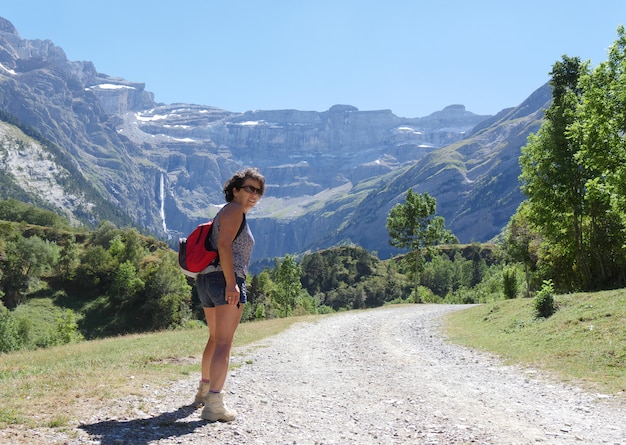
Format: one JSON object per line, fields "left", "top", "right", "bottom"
{"left": 2, "top": 1, "right": 625, "bottom": 117}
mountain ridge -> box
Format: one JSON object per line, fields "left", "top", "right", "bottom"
{"left": 0, "top": 16, "right": 548, "bottom": 263}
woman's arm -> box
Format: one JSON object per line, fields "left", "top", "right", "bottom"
{"left": 217, "top": 202, "right": 244, "bottom": 305}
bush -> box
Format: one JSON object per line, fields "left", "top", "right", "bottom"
{"left": 502, "top": 266, "right": 518, "bottom": 299}
{"left": 254, "top": 303, "right": 266, "bottom": 320}
{"left": 0, "top": 308, "right": 22, "bottom": 353}
{"left": 317, "top": 305, "right": 334, "bottom": 314}
{"left": 54, "top": 309, "right": 84, "bottom": 344}
{"left": 534, "top": 280, "right": 556, "bottom": 318}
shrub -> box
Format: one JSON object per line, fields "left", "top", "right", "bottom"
{"left": 0, "top": 308, "right": 22, "bottom": 353}
{"left": 53, "top": 309, "right": 84, "bottom": 344}
{"left": 502, "top": 266, "right": 518, "bottom": 299}
{"left": 534, "top": 280, "right": 556, "bottom": 318}
{"left": 317, "top": 305, "right": 334, "bottom": 314}
{"left": 254, "top": 303, "right": 266, "bottom": 320}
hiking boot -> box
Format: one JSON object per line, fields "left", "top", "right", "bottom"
{"left": 193, "top": 380, "right": 211, "bottom": 407}
{"left": 201, "top": 392, "right": 237, "bottom": 422}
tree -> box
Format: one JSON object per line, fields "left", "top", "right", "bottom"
{"left": 519, "top": 55, "right": 590, "bottom": 290}
{"left": 570, "top": 26, "right": 626, "bottom": 288}
{"left": 386, "top": 189, "right": 456, "bottom": 302}
{"left": 0, "top": 235, "right": 59, "bottom": 308}
{"left": 300, "top": 252, "right": 327, "bottom": 295}
{"left": 421, "top": 253, "right": 454, "bottom": 297}
{"left": 141, "top": 250, "right": 192, "bottom": 329}
{"left": 91, "top": 221, "right": 120, "bottom": 248}
{"left": 109, "top": 260, "right": 145, "bottom": 305}
{"left": 504, "top": 205, "right": 540, "bottom": 297}
{"left": 248, "top": 270, "right": 273, "bottom": 320}
{"left": 469, "top": 243, "right": 487, "bottom": 288}
{"left": 76, "top": 245, "right": 115, "bottom": 287}
{"left": 573, "top": 26, "right": 626, "bottom": 219}
{"left": 57, "top": 236, "right": 79, "bottom": 280}
{"left": 518, "top": 31, "right": 626, "bottom": 290}
{"left": 272, "top": 255, "right": 305, "bottom": 317}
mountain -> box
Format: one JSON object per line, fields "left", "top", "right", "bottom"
{"left": 0, "top": 17, "right": 549, "bottom": 263}
{"left": 343, "top": 85, "right": 550, "bottom": 252}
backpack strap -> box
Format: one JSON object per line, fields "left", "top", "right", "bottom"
{"left": 207, "top": 214, "right": 246, "bottom": 267}
{"left": 235, "top": 214, "right": 246, "bottom": 239}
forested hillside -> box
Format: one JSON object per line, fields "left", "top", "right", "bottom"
{"left": 0, "top": 198, "right": 508, "bottom": 353}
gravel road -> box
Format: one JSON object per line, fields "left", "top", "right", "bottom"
{"left": 3, "top": 304, "right": 625, "bottom": 444}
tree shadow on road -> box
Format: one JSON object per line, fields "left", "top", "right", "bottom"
{"left": 78, "top": 404, "right": 208, "bottom": 444}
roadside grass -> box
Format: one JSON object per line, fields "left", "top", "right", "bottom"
{"left": 444, "top": 289, "right": 626, "bottom": 397}
{"left": 0, "top": 315, "right": 322, "bottom": 429}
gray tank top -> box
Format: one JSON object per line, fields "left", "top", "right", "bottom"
{"left": 209, "top": 207, "right": 255, "bottom": 278}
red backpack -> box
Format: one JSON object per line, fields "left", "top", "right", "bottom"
{"left": 178, "top": 216, "right": 245, "bottom": 278}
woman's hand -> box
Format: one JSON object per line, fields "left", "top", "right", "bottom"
{"left": 225, "top": 283, "right": 240, "bottom": 306}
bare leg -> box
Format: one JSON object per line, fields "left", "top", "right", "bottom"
{"left": 194, "top": 307, "right": 216, "bottom": 406}
{"left": 201, "top": 307, "right": 217, "bottom": 381}
{"left": 209, "top": 303, "right": 244, "bottom": 392}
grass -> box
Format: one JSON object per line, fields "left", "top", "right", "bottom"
{"left": 444, "top": 289, "right": 626, "bottom": 396}
{"left": 1, "top": 291, "right": 625, "bottom": 430}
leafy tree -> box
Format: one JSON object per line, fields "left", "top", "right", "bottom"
{"left": 570, "top": 26, "right": 626, "bottom": 288}
{"left": 573, "top": 26, "right": 626, "bottom": 216}
{"left": 271, "top": 255, "right": 305, "bottom": 317}
{"left": 53, "top": 308, "right": 84, "bottom": 345}
{"left": 503, "top": 205, "right": 540, "bottom": 297}
{"left": 247, "top": 270, "right": 273, "bottom": 320}
{"left": 90, "top": 221, "right": 120, "bottom": 248}
{"left": 108, "top": 234, "right": 125, "bottom": 259}
{"left": 383, "top": 262, "right": 405, "bottom": 302}
{"left": 519, "top": 55, "right": 591, "bottom": 290}
{"left": 76, "top": 245, "right": 115, "bottom": 287}
{"left": 141, "top": 250, "right": 192, "bottom": 329}
{"left": 468, "top": 243, "right": 487, "bottom": 287}
{"left": 119, "top": 228, "right": 147, "bottom": 269}
{"left": 421, "top": 253, "right": 454, "bottom": 297}
{"left": 386, "top": 189, "right": 456, "bottom": 302}
{"left": 0, "top": 235, "right": 59, "bottom": 308}
{"left": 354, "top": 248, "right": 373, "bottom": 279}
{"left": 57, "top": 236, "right": 79, "bottom": 280}
{"left": 518, "top": 30, "right": 626, "bottom": 291}
{"left": 300, "top": 252, "right": 327, "bottom": 295}
{"left": 109, "top": 260, "right": 145, "bottom": 305}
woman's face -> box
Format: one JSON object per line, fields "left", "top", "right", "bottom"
{"left": 234, "top": 179, "right": 263, "bottom": 213}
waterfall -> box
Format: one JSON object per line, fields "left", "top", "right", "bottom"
{"left": 160, "top": 173, "right": 167, "bottom": 233}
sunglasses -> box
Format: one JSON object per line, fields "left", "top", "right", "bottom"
{"left": 240, "top": 184, "right": 263, "bottom": 196}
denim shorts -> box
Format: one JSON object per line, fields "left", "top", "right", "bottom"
{"left": 196, "top": 272, "right": 247, "bottom": 308}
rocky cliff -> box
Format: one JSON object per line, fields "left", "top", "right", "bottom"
{"left": 0, "top": 16, "right": 547, "bottom": 263}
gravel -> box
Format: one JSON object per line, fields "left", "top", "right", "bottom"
{"left": 2, "top": 304, "right": 625, "bottom": 444}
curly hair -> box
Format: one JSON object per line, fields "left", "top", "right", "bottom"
{"left": 223, "top": 167, "right": 266, "bottom": 202}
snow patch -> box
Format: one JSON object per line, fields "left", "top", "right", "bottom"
{"left": 136, "top": 113, "right": 169, "bottom": 122}
{"left": 0, "top": 63, "right": 16, "bottom": 75}
{"left": 396, "top": 126, "right": 423, "bottom": 135}
{"left": 85, "top": 83, "right": 136, "bottom": 91}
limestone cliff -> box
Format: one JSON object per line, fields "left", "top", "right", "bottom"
{"left": 0, "top": 16, "right": 548, "bottom": 263}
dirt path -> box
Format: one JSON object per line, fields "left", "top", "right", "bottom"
{"left": 3, "top": 304, "right": 625, "bottom": 444}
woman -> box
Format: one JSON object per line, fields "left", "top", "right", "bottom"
{"left": 193, "top": 167, "right": 265, "bottom": 422}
